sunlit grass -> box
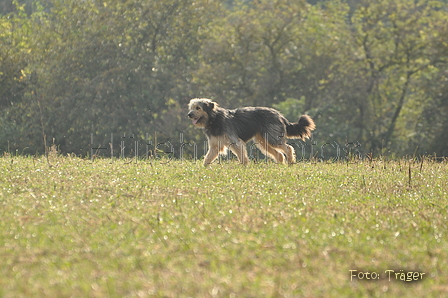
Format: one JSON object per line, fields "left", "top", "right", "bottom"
{"left": 0, "top": 155, "right": 447, "bottom": 297}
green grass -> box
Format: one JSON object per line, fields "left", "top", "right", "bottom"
{"left": 0, "top": 155, "right": 447, "bottom": 297}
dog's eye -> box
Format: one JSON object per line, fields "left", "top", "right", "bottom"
{"left": 196, "top": 107, "right": 200, "bottom": 110}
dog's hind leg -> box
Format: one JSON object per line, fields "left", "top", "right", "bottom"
{"left": 264, "top": 137, "right": 296, "bottom": 164}
{"left": 254, "top": 134, "right": 286, "bottom": 164}
{"left": 277, "top": 143, "right": 296, "bottom": 165}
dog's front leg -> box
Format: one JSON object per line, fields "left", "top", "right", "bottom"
{"left": 203, "top": 147, "right": 219, "bottom": 166}
{"left": 230, "top": 140, "right": 249, "bottom": 165}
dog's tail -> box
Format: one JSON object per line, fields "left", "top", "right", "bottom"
{"left": 285, "top": 115, "right": 316, "bottom": 140}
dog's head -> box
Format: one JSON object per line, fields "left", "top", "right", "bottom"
{"left": 187, "top": 98, "right": 217, "bottom": 128}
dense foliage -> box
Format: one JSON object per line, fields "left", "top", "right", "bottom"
{"left": 1, "top": 0, "right": 447, "bottom": 157}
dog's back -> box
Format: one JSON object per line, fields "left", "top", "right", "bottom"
{"left": 229, "top": 107, "right": 287, "bottom": 144}
{"left": 215, "top": 106, "right": 314, "bottom": 144}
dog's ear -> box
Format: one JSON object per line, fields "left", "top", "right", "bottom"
{"left": 204, "top": 101, "right": 217, "bottom": 112}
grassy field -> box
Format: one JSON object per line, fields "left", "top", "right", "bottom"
{"left": 0, "top": 155, "right": 447, "bottom": 297}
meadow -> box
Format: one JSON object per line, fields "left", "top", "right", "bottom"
{"left": 0, "top": 155, "right": 447, "bottom": 297}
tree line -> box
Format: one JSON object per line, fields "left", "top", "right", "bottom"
{"left": 1, "top": 0, "right": 447, "bottom": 157}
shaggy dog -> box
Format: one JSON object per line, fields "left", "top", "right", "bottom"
{"left": 187, "top": 98, "right": 315, "bottom": 165}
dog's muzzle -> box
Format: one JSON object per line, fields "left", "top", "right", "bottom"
{"left": 188, "top": 111, "right": 202, "bottom": 125}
